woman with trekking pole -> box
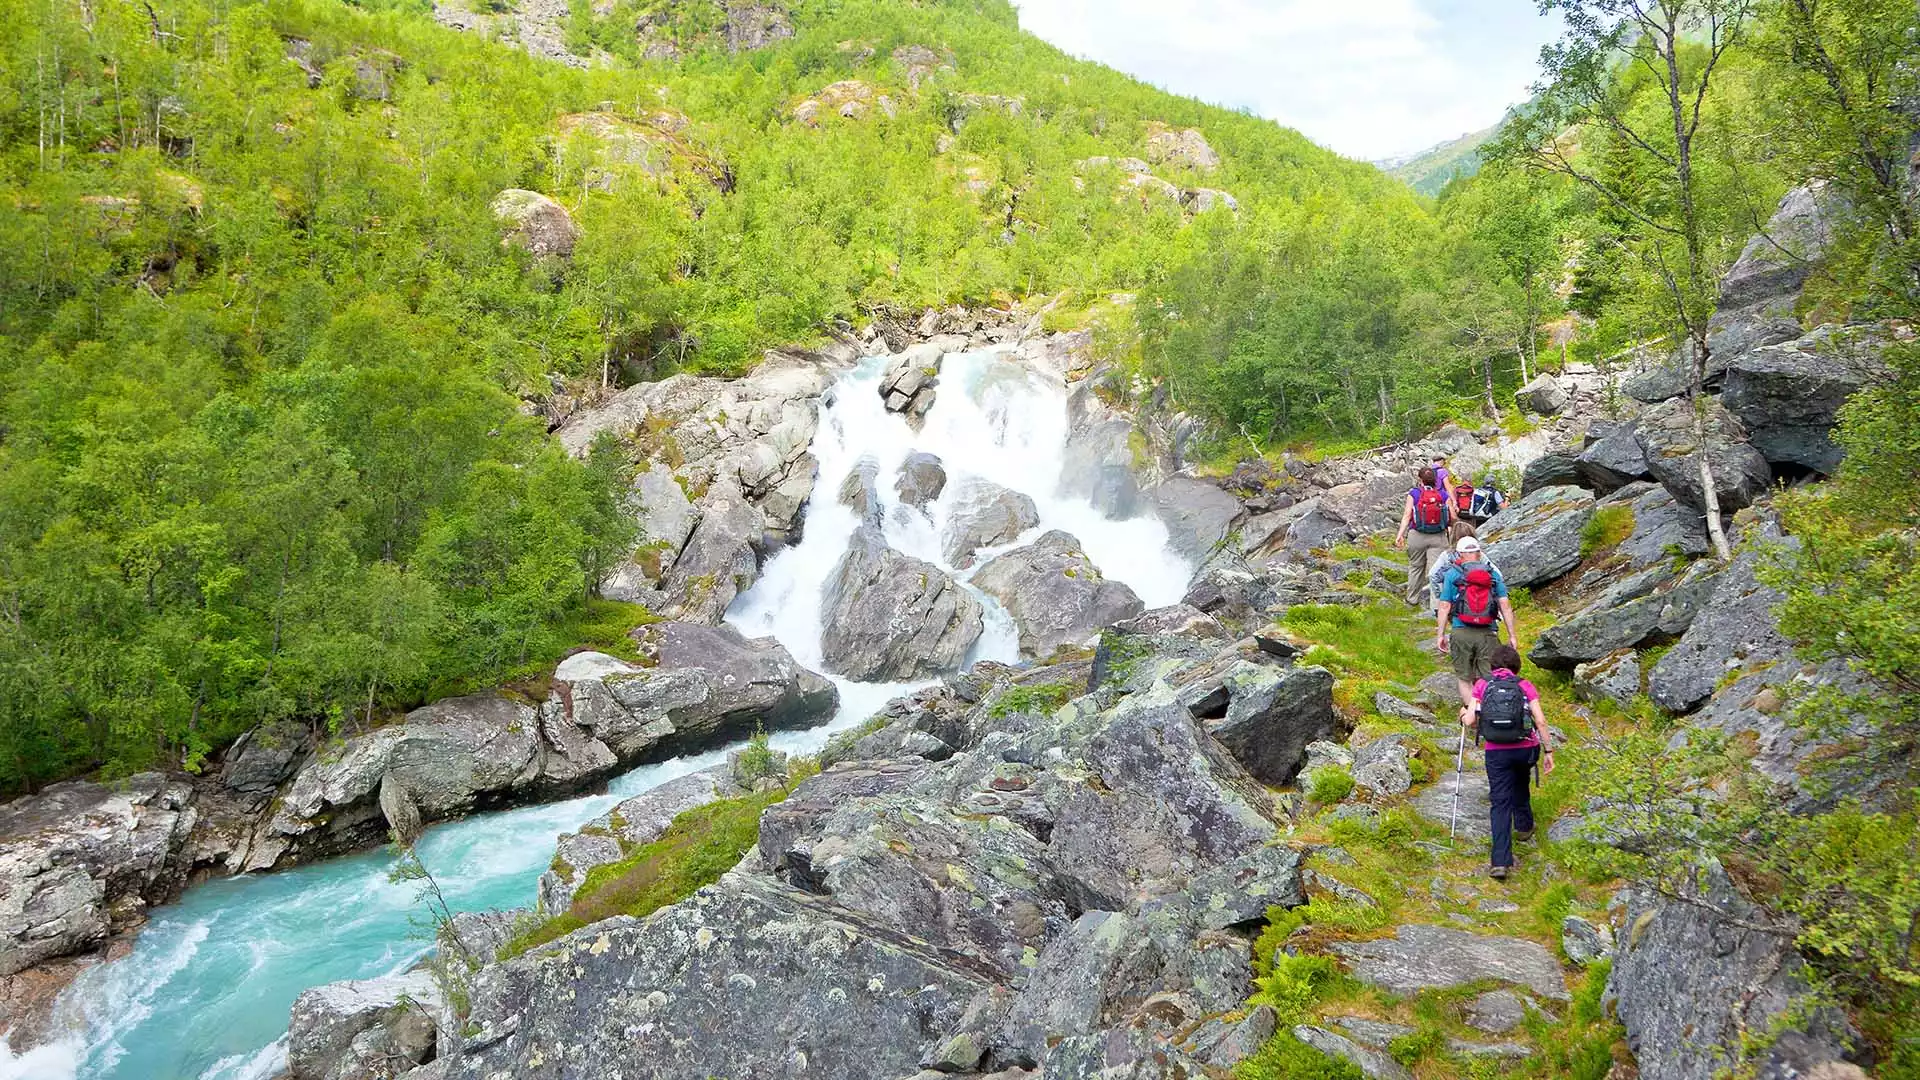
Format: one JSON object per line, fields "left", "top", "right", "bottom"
{"left": 1452, "top": 643, "right": 1554, "bottom": 880}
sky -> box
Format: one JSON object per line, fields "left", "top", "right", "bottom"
{"left": 1011, "top": 0, "right": 1563, "bottom": 162}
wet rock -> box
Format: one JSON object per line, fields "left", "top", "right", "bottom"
{"left": 1723, "top": 325, "right": 1888, "bottom": 474}
{"left": 1610, "top": 861, "right": 1857, "bottom": 1080}
{"left": 1149, "top": 477, "right": 1244, "bottom": 563}
{"left": 1576, "top": 421, "right": 1652, "bottom": 492}
{"left": 1059, "top": 377, "right": 1144, "bottom": 518}
{"left": 0, "top": 775, "right": 199, "bottom": 976}
{"left": 1515, "top": 372, "right": 1568, "bottom": 415}
{"left": 1333, "top": 925, "right": 1569, "bottom": 1000}
{"left": 1463, "top": 989, "right": 1528, "bottom": 1034}
{"left": 974, "top": 531, "right": 1145, "bottom": 660}
{"left": 537, "top": 766, "right": 735, "bottom": 916}
{"left": 1293, "top": 1025, "right": 1414, "bottom": 1080}
{"left": 1561, "top": 915, "right": 1614, "bottom": 965}
{"left": 1634, "top": 397, "right": 1774, "bottom": 514}
{"left": 1201, "top": 663, "right": 1338, "bottom": 786}
{"left": 895, "top": 450, "right": 947, "bottom": 510}
{"left": 1481, "top": 484, "right": 1596, "bottom": 589}
{"left": 838, "top": 454, "right": 883, "bottom": 524}
{"left": 942, "top": 478, "right": 1038, "bottom": 566}
{"left": 879, "top": 344, "right": 942, "bottom": 428}
{"left": 490, "top": 189, "right": 576, "bottom": 260}
{"left": 822, "top": 525, "right": 984, "bottom": 680}
{"left": 1572, "top": 649, "right": 1643, "bottom": 708}
{"left": 1520, "top": 451, "right": 1582, "bottom": 495}
{"left": 288, "top": 971, "right": 442, "bottom": 1080}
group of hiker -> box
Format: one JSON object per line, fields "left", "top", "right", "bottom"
{"left": 1391, "top": 458, "right": 1550, "bottom": 881}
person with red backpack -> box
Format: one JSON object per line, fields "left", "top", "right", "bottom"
{"left": 1459, "top": 643, "right": 1555, "bottom": 879}
{"left": 1436, "top": 536, "right": 1520, "bottom": 711}
{"left": 1395, "top": 467, "right": 1453, "bottom": 606}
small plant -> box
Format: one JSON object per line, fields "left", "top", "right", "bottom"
{"left": 1307, "top": 767, "right": 1356, "bottom": 804}
{"left": 734, "top": 726, "right": 782, "bottom": 785}
{"left": 989, "top": 681, "right": 1072, "bottom": 718}
{"left": 1580, "top": 505, "right": 1635, "bottom": 558}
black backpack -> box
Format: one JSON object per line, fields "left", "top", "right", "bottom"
{"left": 1478, "top": 672, "right": 1531, "bottom": 743}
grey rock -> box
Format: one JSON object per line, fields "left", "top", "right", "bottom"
{"left": 536, "top": 766, "right": 735, "bottom": 916}
{"left": 1449, "top": 1038, "right": 1533, "bottom": 1059}
{"left": 660, "top": 478, "right": 765, "bottom": 624}
{"left": 1278, "top": 501, "right": 1356, "bottom": 557}
{"left": 0, "top": 774, "right": 198, "bottom": 976}
{"left": 1202, "top": 663, "right": 1338, "bottom": 786}
{"left": 838, "top": 455, "right": 884, "bottom": 525}
{"left": 1350, "top": 736, "right": 1413, "bottom": 796}
{"left": 1515, "top": 372, "right": 1568, "bottom": 415}
{"left": 1182, "top": 546, "right": 1279, "bottom": 621}
{"left": 1113, "top": 604, "right": 1228, "bottom": 640}
{"left": 1718, "top": 184, "right": 1838, "bottom": 311}
{"left": 1463, "top": 989, "right": 1528, "bottom": 1034}
{"left": 1188, "top": 1003, "right": 1277, "bottom": 1068}
{"left": 1634, "top": 397, "right": 1774, "bottom": 514}
{"left": 444, "top": 909, "right": 525, "bottom": 966}
{"left": 1292, "top": 1025, "right": 1414, "bottom": 1080}
{"left": 1611, "top": 483, "right": 1710, "bottom": 571}
{"left": 1173, "top": 844, "right": 1306, "bottom": 930}
{"left": 1576, "top": 421, "right": 1652, "bottom": 492}
{"left": 1482, "top": 484, "right": 1596, "bottom": 588}
{"left": 623, "top": 622, "right": 838, "bottom": 750}
{"left": 1058, "top": 377, "right": 1144, "bottom": 518}
{"left": 895, "top": 450, "right": 947, "bottom": 510}
{"left": 219, "top": 718, "right": 312, "bottom": 801}
{"left": 1573, "top": 649, "right": 1643, "bottom": 709}
{"left": 1303, "top": 740, "right": 1355, "bottom": 776}
{"left": 1520, "top": 452, "right": 1581, "bottom": 495}
{"left": 1647, "top": 534, "right": 1795, "bottom": 714}
{"left": 1561, "top": 915, "right": 1614, "bottom": 965}
{"left": 288, "top": 971, "right": 441, "bottom": 1080}
{"left": 942, "top": 478, "right": 1039, "bottom": 567}
{"left": 879, "top": 344, "right": 943, "bottom": 427}
{"left": 1723, "top": 326, "right": 1885, "bottom": 473}
{"left": 1149, "top": 476, "right": 1244, "bottom": 562}
{"left": 997, "top": 911, "right": 1161, "bottom": 1061}
{"left": 491, "top": 189, "right": 576, "bottom": 260}
{"left": 1144, "top": 125, "right": 1223, "bottom": 172}
{"left": 973, "top": 530, "right": 1145, "bottom": 659}
{"left": 821, "top": 525, "right": 984, "bottom": 680}
{"left": 600, "top": 463, "right": 696, "bottom": 599}
{"left": 1327, "top": 1016, "right": 1416, "bottom": 1048}
{"left": 1334, "top": 925, "right": 1568, "bottom": 1000}
{"left": 1609, "top": 861, "right": 1857, "bottom": 1080}
{"left": 1373, "top": 692, "right": 1434, "bottom": 725}
{"left": 756, "top": 759, "right": 935, "bottom": 885}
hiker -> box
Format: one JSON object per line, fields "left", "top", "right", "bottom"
{"left": 1458, "top": 643, "right": 1554, "bottom": 880}
{"left": 1395, "top": 466, "right": 1453, "bottom": 607}
{"left": 1465, "top": 475, "right": 1508, "bottom": 525}
{"left": 1436, "top": 535, "right": 1519, "bottom": 710}
{"left": 1453, "top": 475, "right": 1477, "bottom": 522}
{"left": 1427, "top": 522, "right": 1497, "bottom": 614}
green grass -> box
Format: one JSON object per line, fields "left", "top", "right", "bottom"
{"left": 988, "top": 681, "right": 1074, "bottom": 718}
{"left": 1308, "top": 767, "right": 1357, "bottom": 804}
{"left": 1282, "top": 603, "right": 1437, "bottom": 717}
{"left": 1580, "top": 506, "right": 1636, "bottom": 559}
{"left": 427, "top": 599, "right": 661, "bottom": 701}
{"left": 498, "top": 784, "right": 789, "bottom": 960}
{"left": 1234, "top": 1031, "right": 1368, "bottom": 1080}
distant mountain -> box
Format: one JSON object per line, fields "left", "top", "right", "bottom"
{"left": 1376, "top": 121, "right": 1502, "bottom": 196}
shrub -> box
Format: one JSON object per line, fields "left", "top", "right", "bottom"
{"left": 989, "top": 681, "right": 1073, "bottom": 718}
{"left": 1234, "top": 1031, "right": 1366, "bottom": 1080}
{"left": 1580, "top": 506, "right": 1635, "bottom": 558}
{"left": 1308, "top": 767, "right": 1356, "bottom": 804}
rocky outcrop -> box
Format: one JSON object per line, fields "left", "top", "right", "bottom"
{"left": 792, "top": 79, "right": 897, "bottom": 126}
{"left": 288, "top": 971, "right": 443, "bottom": 1080}
{"left": 0, "top": 775, "right": 199, "bottom": 977}
{"left": 490, "top": 189, "right": 576, "bottom": 260}
{"left": 1150, "top": 476, "right": 1244, "bottom": 562}
{"left": 598, "top": 463, "right": 696, "bottom": 601}
{"left": 942, "top": 478, "right": 1039, "bottom": 567}
{"left": 1059, "top": 373, "right": 1146, "bottom": 518}
{"left": 1576, "top": 420, "right": 1652, "bottom": 492}
{"left": 1520, "top": 450, "right": 1582, "bottom": 495}
{"left": 1199, "top": 662, "right": 1338, "bottom": 786}
{"left": 821, "top": 525, "right": 983, "bottom": 679}
{"left": 879, "top": 343, "right": 942, "bottom": 427}
{"left": 1634, "top": 396, "right": 1774, "bottom": 514}
{"left": 972, "top": 530, "right": 1145, "bottom": 659}
{"left": 657, "top": 478, "right": 764, "bottom": 622}
{"left": 1609, "top": 862, "right": 1858, "bottom": 1080}
{"left": 537, "top": 765, "right": 737, "bottom": 916}
{"left": 1722, "top": 324, "right": 1894, "bottom": 474}
{"left": 1646, "top": 529, "right": 1796, "bottom": 714}
{"left": 895, "top": 450, "right": 947, "bottom": 510}
{"left": 1514, "top": 372, "right": 1567, "bottom": 415}
{"left": 1144, "top": 124, "right": 1221, "bottom": 171}
{"left": 1481, "top": 484, "right": 1595, "bottom": 589}
{"left": 620, "top": 622, "right": 839, "bottom": 748}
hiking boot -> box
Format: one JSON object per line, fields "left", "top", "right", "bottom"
{"left": 1489, "top": 865, "right": 1510, "bottom": 881}
{"left": 1515, "top": 829, "right": 1535, "bottom": 843}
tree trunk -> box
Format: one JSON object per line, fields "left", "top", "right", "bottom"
{"left": 1691, "top": 338, "right": 1733, "bottom": 562}
{"left": 1483, "top": 354, "right": 1500, "bottom": 419}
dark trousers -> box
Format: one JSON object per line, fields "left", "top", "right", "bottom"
{"left": 1485, "top": 746, "right": 1538, "bottom": 868}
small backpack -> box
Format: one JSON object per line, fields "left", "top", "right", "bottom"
{"left": 1479, "top": 671, "right": 1531, "bottom": 743}
{"left": 1455, "top": 563, "right": 1499, "bottom": 626}
{"left": 1412, "top": 487, "right": 1452, "bottom": 533}
{"left": 1470, "top": 485, "right": 1505, "bottom": 520}
{"left": 1454, "top": 483, "right": 1476, "bottom": 516}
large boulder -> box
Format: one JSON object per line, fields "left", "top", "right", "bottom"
{"left": 879, "top": 343, "right": 942, "bottom": 427}
{"left": 218, "top": 718, "right": 313, "bottom": 803}
{"left": 623, "top": 622, "right": 839, "bottom": 748}
{"left": 1608, "top": 482, "right": 1711, "bottom": 571}
{"left": 536, "top": 766, "right": 737, "bottom": 916}
{"left": 1059, "top": 376, "right": 1144, "bottom": 518}
{"left": 658, "top": 479, "right": 765, "bottom": 624}
{"left": 1480, "top": 485, "right": 1596, "bottom": 589}
{"left": 1200, "top": 662, "right": 1338, "bottom": 786}
{"left": 598, "top": 462, "right": 695, "bottom": 601}
{"left": 821, "top": 525, "right": 984, "bottom": 679}
{"left": 0, "top": 775, "right": 198, "bottom": 977}
{"left": 1609, "top": 862, "right": 1858, "bottom": 1080}
{"left": 972, "top": 530, "right": 1145, "bottom": 659}
{"left": 1634, "top": 397, "right": 1774, "bottom": 514}
{"left": 1576, "top": 421, "right": 1652, "bottom": 493}
{"left": 1647, "top": 532, "right": 1797, "bottom": 714}
{"left": 1514, "top": 372, "right": 1568, "bottom": 415}
{"left": 1520, "top": 451, "right": 1582, "bottom": 495}
{"left": 1150, "top": 477, "right": 1244, "bottom": 563}
{"left": 1722, "top": 325, "right": 1889, "bottom": 474}
{"left": 490, "top": 189, "right": 576, "bottom": 260}
{"left": 942, "top": 478, "right": 1039, "bottom": 567}
{"left": 894, "top": 450, "right": 947, "bottom": 510}
{"left": 1144, "top": 124, "right": 1222, "bottom": 171}
{"left": 288, "top": 971, "right": 442, "bottom": 1080}
{"left": 1717, "top": 183, "right": 1838, "bottom": 312}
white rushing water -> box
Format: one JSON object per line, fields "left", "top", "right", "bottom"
{"left": 13, "top": 346, "right": 1191, "bottom": 1080}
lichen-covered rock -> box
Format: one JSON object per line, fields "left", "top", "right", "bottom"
{"left": 943, "top": 478, "right": 1040, "bottom": 567}
{"left": 218, "top": 718, "right": 312, "bottom": 803}
{"left": 1634, "top": 397, "right": 1774, "bottom": 514}
{"left": 1647, "top": 532, "right": 1797, "bottom": 714}
{"left": 821, "top": 525, "right": 983, "bottom": 679}
{"left": 536, "top": 766, "right": 735, "bottom": 916}
{"left": 1350, "top": 735, "right": 1413, "bottom": 796}
{"left": 1201, "top": 663, "right": 1338, "bottom": 786}
{"left": 972, "top": 530, "right": 1144, "bottom": 659}
{"left": 598, "top": 462, "right": 695, "bottom": 600}
{"left": 1722, "top": 325, "right": 1890, "bottom": 474}
{"left": 1572, "top": 649, "right": 1643, "bottom": 708}
{"left": 1333, "top": 925, "right": 1569, "bottom": 1001}
{"left": 1293, "top": 1025, "right": 1414, "bottom": 1080}
{"left": 1515, "top": 372, "right": 1568, "bottom": 415}
{"left": 624, "top": 622, "right": 838, "bottom": 747}
{"left": 1481, "top": 484, "right": 1596, "bottom": 589}
{"left": 287, "top": 971, "right": 442, "bottom": 1080}
{"left": 659, "top": 478, "right": 766, "bottom": 624}
{"left": 1528, "top": 560, "right": 1718, "bottom": 670}
{"left": 1463, "top": 989, "right": 1527, "bottom": 1034}
{"left": 1149, "top": 477, "right": 1243, "bottom": 563}
{"left": 1560, "top": 915, "right": 1614, "bottom": 965}
{"left": 1609, "top": 861, "right": 1857, "bottom": 1080}
{"left": 490, "top": 189, "right": 576, "bottom": 260}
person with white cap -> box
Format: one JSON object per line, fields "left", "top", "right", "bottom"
{"left": 1436, "top": 530, "right": 1520, "bottom": 713}
{"left": 1427, "top": 521, "right": 1498, "bottom": 614}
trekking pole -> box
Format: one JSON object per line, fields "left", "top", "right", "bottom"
{"left": 1448, "top": 726, "right": 1466, "bottom": 844}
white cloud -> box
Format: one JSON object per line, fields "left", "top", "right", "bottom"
{"left": 1011, "top": 0, "right": 1559, "bottom": 161}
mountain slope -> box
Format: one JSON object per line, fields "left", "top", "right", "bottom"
{"left": 1379, "top": 120, "right": 1500, "bottom": 195}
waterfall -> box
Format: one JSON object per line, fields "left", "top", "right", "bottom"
{"left": 15, "top": 346, "right": 1190, "bottom": 1080}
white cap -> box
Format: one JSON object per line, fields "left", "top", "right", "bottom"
{"left": 1456, "top": 537, "right": 1483, "bottom": 553}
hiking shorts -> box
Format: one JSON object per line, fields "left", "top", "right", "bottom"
{"left": 1451, "top": 625, "right": 1499, "bottom": 684}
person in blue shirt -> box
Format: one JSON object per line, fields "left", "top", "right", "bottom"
{"left": 1436, "top": 536, "right": 1521, "bottom": 713}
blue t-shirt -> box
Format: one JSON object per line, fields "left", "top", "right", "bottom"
{"left": 1440, "top": 561, "right": 1508, "bottom": 628}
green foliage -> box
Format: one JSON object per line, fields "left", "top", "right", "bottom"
{"left": 733, "top": 727, "right": 782, "bottom": 785}
{"left": 1579, "top": 505, "right": 1635, "bottom": 559}
{"left": 988, "top": 680, "right": 1073, "bottom": 718}
{"left": 499, "top": 783, "right": 788, "bottom": 959}
{"left": 1233, "top": 1031, "right": 1366, "bottom": 1080}
{"left": 1252, "top": 952, "right": 1361, "bottom": 1026}
{"left": 1307, "top": 767, "right": 1356, "bottom": 805}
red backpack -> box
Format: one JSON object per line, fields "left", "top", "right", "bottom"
{"left": 1454, "top": 483, "right": 1476, "bottom": 515}
{"left": 1412, "top": 487, "right": 1452, "bottom": 533}
{"left": 1455, "top": 563, "right": 1499, "bottom": 626}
